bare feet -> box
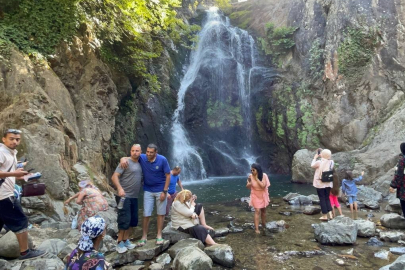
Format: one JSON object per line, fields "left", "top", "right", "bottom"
{"left": 255, "top": 230, "right": 260, "bottom": 234}
{"left": 203, "top": 225, "right": 214, "bottom": 230}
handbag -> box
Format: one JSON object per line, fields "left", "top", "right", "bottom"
{"left": 320, "top": 161, "right": 334, "bottom": 182}
{"left": 22, "top": 181, "right": 46, "bottom": 197}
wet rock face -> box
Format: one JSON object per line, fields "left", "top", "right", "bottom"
{"left": 313, "top": 216, "right": 357, "bottom": 245}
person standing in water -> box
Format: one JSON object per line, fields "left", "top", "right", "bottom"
{"left": 246, "top": 163, "right": 270, "bottom": 234}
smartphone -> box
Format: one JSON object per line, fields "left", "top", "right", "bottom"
{"left": 317, "top": 149, "right": 321, "bottom": 155}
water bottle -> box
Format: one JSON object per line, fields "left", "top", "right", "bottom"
{"left": 117, "top": 197, "right": 125, "bottom": 210}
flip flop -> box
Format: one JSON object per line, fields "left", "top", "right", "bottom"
{"left": 319, "top": 217, "right": 328, "bottom": 221}
{"left": 156, "top": 238, "right": 164, "bottom": 245}
{"left": 136, "top": 239, "right": 146, "bottom": 247}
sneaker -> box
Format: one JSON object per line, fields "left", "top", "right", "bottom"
{"left": 124, "top": 239, "right": 136, "bottom": 250}
{"left": 116, "top": 241, "right": 128, "bottom": 254}
{"left": 18, "top": 249, "right": 47, "bottom": 261}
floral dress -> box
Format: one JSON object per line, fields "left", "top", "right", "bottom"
{"left": 65, "top": 248, "right": 109, "bottom": 270}
{"left": 77, "top": 187, "right": 109, "bottom": 230}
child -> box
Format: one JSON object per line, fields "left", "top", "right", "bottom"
{"left": 342, "top": 170, "right": 365, "bottom": 219}
{"left": 166, "top": 166, "right": 184, "bottom": 216}
{"left": 329, "top": 170, "right": 343, "bottom": 218}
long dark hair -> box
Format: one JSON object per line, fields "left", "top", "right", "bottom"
{"left": 331, "top": 169, "right": 340, "bottom": 196}
{"left": 251, "top": 163, "right": 263, "bottom": 181}
{"left": 345, "top": 171, "right": 353, "bottom": 180}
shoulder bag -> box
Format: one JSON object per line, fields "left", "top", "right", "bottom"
{"left": 22, "top": 180, "right": 46, "bottom": 197}
{"left": 320, "top": 161, "right": 334, "bottom": 183}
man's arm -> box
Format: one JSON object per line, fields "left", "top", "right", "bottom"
{"left": 111, "top": 172, "right": 126, "bottom": 197}
{"left": 119, "top": 157, "right": 130, "bottom": 169}
{"left": 177, "top": 179, "right": 184, "bottom": 191}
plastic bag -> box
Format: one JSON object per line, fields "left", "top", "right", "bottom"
{"left": 71, "top": 214, "right": 78, "bottom": 229}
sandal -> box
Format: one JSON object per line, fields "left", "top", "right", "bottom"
{"left": 156, "top": 238, "right": 164, "bottom": 245}
{"left": 136, "top": 239, "right": 147, "bottom": 247}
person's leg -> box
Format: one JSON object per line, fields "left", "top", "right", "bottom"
{"left": 15, "top": 231, "right": 29, "bottom": 252}
{"left": 197, "top": 206, "right": 213, "bottom": 230}
{"left": 123, "top": 229, "right": 131, "bottom": 241}
{"left": 117, "top": 230, "right": 125, "bottom": 242}
{"left": 400, "top": 199, "right": 405, "bottom": 217}
{"left": 116, "top": 195, "right": 131, "bottom": 243}
{"left": 142, "top": 192, "right": 154, "bottom": 241}
{"left": 254, "top": 208, "right": 260, "bottom": 233}
{"left": 316, "top": 188, "right": 328, "bottom": 219}
{"left": 155, "top": 192, "right": 168, "bottom": 243}
{"left": 205, "top": 234, "right": 216, "bottom": 245}
{"left": 337, "top": 206, "right": 343, "bottom": 216}
{"left": 260, "top": 207, "right": 266, "bottom": 228}
{"left": 325, "top": 188, "right": 333, "bottom": 219}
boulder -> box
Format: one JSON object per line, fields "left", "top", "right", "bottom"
{"left": 363, "top": 199, "right": 380, "bottom": 210}
{"left": 38, "top": 239, "right": 68, "bottom": 256}
{"left": 172, "top": 246, "right": 213, "bottom": 270}
{"left": 0, "top": 254, "right": 65, "bottom": 269}
{"left": 303, "top": 206, "right": 322, "bottom": 215}
{"left": 313, "top": 216, "right": 357, "bottom": 245}
{"left": 162, "top": 222, "right": 191, "bottom": 244}
{"left": 380, "top": 214, "right": 405, "bottom": 229}
{"left": 100, "top": 235, "right": 117, "bottom": 253}
{"left": 283, "top": 193, "right": 300, "bottom": 202}
{"left": 357, "top": 186, "right": 383, "bottom": 202}
{"left": 168, "top": 238, "right": 204, "bottom": 259}
{"left": 156, "top": 253, "right": 171, "bottom": 265}
{"left": 366, "top": 237, "right": 383, "bottom": 246}
{"left": 308, "top": 194, "right": 320, "bottom": 205}
{"left": 105, "top": 239, "right": 170, "bottom": 267}
{"left": 380, "top": 254, "right": 405, "bottom": 270}
{"left": 288, "top": 195, "right": 312, "bottom": 206}
{"left": 379, "top": 231, "right": 405, "bottom": 242}
{"left": 291, "top": 149, "right": 314, "bottom": 184}
{"left": 279, "top": 212, "right": 293, "bottom": 216}
{"left": 214, "top": 228, "right": 229, "bottom": 237}
{"left": 97, "top": 209, "right": 119, "bottom": 237}
{"left": 374, "top": 250, "right": 392, "bottom": 260}
{"left": 204, "top": 244, "right": 235, "bottom": 268}
{"left": 0, "top": 231, "right": 34, "bottom": 259}
{"left": 390, "top": 247, "right": 405, "bottom": 255}
{"left": 149, "top": 263, "right": 164, "bottom": 270}
{"left": 58, "top": 243, "right": 77, "bottom": 262}
{"left": 265, "top": 221, "right": 286, "bottom": 233}
{"left": 354, "top": 219, "right": 376, "bottom": 237}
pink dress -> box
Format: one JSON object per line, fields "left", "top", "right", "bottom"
{"left": 249, "top": 173, "right": 271, "bottom": 209}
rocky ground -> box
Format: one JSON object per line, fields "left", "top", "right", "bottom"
{"left": 2, "top": 186, "right": 405, "bottom": 269}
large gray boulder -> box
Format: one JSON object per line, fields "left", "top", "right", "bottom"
{"left": 288, "top": 195, "right": 312, "bottom": 206}
{"left": 291, "top": 149, "right": 314, "bottom": 184}
{"left": 313, "top": 216, "right": 357, "bottom": 245}
{"left": 308, "top": 194, "right": 320, "bottom": 205}
{"left": 283, "top": 193, "right": 300, "bottom": 202}
{"left": 0, "top": 253, "right": 64, "bottom": 269}
{"left": 380, "top": 231, "right": 405, "bottom": 242}
{"left": 204, "top": 244, "right": 235, "bottom": 268}
{"left": 162, "top": 222, "right": 191, "bottom": 244}
{"left": 0, "top": 231, "right": 34, "bottom": 259}
{"left": 58, "top": 243, "right": 77, "bottom": 262}
{"left": 168, "top": 238, "right": 204, "bottom": 259}
{"left": 379, "top": 254, "right": 405, "bottom": 270}
{"left": 354, "top": 219, "right": 376, "bottom": 237}
{"left": 105, "top": 239, "right": 170, "bottom": 267}
{"left": 303, "top": 206, "right": 321, "bottom": 215}
{"left": 357, "top": 186, "right": 383, "bottom": 202}
{"left": 172, "top": 246, "right": 213, "bottom": 270}
{"left": 38, "top": 239, "right": 68, "bottom": 256}
{"left": 381, "top": 214, "right": 405, "bottom": 229}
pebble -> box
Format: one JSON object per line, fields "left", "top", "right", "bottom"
{"left": 335, "top": 259, "right": 345, "bottom": 266}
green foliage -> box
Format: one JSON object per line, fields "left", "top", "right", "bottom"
{"left": 338, "top": 27, "right": 380, "bottom": 77}
{"left": 0, "top": 0, "right": 79, "bottom": 55}
{"left": 229, "top": 10, "right": 252, "bottom": 29}
{"left": 213, "top": 0, "right": 232, "bottom": 13}
{"left": 309, "top": 38, "right": 324, "bottom": 80}
{"left": 258, "top": 23, "right": 297, "bottom": 62}
{"left": 207, "top": 98, "right": 242, "bottom": 128}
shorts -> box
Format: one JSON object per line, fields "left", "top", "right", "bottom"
{"left": 115, "top": 196, "right": 138, "bottom": 230}
{"left": 143, "top": 191, "right": 167, "bottom": 217}
{"left": 0, "top": 196, "right": 28, "bottom": 234}
{"left": 348, "top": 195, "right": 357, "bottom": 204}
{"left": 329, "top": 194, "right": 340, "bottom": 208}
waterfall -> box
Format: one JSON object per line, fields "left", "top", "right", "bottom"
{"left": 170, "top": 7, "right": 263, "bottom": 180}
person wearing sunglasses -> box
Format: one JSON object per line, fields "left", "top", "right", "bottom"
{"left": 0, "top": 129, "right": 46, "bottom": 260}
{"left": 246, "top": 163, "right": 271, "bottom": 234}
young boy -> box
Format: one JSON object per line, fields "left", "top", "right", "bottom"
{"left": 342, "top": 170, "right": 365, "bottom": 219}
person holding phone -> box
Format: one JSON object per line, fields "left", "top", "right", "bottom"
{"left": 246, "top": 163, "right": 271, "bottom": 234}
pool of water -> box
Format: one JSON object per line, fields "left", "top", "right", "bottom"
{"left": 181, "top": 175, "right": 315, "bottom": 203}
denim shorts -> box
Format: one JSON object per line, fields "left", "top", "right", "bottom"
{"left": 348, "top": 195, "right": 357, "bottom": 204}
{"left": 144, "top": 191, "right": 167, "bottom": 217}
{"left": 115, "top": 196, "right": 138, "bottom": 230}
{"left": 0, "top": 196, "right": 28, "bottom": 234}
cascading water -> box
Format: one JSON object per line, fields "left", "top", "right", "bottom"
{"left": 170, "top": 7, "right": 274, "bottom": 180}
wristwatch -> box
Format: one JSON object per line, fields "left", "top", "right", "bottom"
{"left": 163, "top": 190, "right": 168, "bottom": 194}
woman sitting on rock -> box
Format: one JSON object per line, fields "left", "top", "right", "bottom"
{"left": 64, "top": 180, "right": 109, "bottom": 230}
{"left": 311, "top": 149, "right": 334, "bottom": 221}
{"left": 170, "top": 190, "right": 216, "bottom": 245}
{"left": 246, "top": 163, "right": 271, "bottom": 234}
{"left": 65, "top": 216, "right": 110, "bottom": 270}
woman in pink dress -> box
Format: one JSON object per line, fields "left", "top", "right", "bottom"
{"left": 246, "top": 163, "right": 271, "bottom": 234}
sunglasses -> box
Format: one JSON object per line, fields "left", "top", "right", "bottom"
{"left": 6, "top": 129, "right": 22, "bottom": 134}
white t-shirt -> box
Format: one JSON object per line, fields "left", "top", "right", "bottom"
{"left": 0, "top": 143, "right": 17, "bottom": 200}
